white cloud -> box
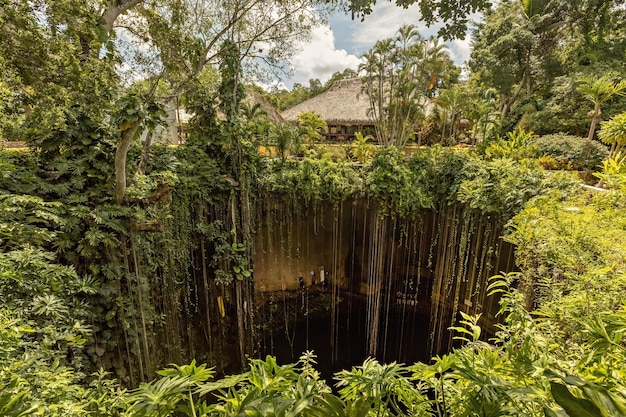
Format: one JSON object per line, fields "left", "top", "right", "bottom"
{"left": 350, "top": 2, "right": 442, "bottom": 47}
{"left": 348, "top": 2, "right": 474, "bottom": 65}
{"left": 288, "top": 25, "right": 363, "bottom": 87}
{"left": 282, "top": 6, "right": 481, "bottom": 89}
{"left": 449, "top": 38, "right": 472, "bottom": 65}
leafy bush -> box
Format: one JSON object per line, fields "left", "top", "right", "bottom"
{"left": 528, "top": 133, "right": 609, "bottom": 171}
{"left": 599, "top": 111, "right": 626, "bottom": 158}
{"left": 594, "top": 152, "right": 626, "bottom": 190}
{"left": 350, "top": 132, "right": 376, "bottom": 163}
{"left": 0, "top": 248, "right": 127, "bottom": 415}
{"left": 457, "top": 158, "right": 580, "bottom": 219}
{"left": 409, "top": 145, "right": 475, "bottom": 203}
{"left": 508, "top": 189, "right": 626, "bottom": 301}
{"left": 256, "top": 156, "right": 361, "bottom": 202}
{"left": 477, "top": 128, "right": 537, "bottom": 161}
{"left": 366, "top": 147, "right": 432, "bottom": 216}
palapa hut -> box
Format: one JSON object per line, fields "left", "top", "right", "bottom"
{"left": 281, "top": 78, "right": 375, "bottom": 142}
{"left": 246, "top": 90, "right": 284, "bottom": 123}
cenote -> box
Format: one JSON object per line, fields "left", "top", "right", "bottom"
{"left": 253, "top": 199, "right": 515, "bottom": 379}
{"left": 125, "top": 171, "right": 518, "bottom": 383}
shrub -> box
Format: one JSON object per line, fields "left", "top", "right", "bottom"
{"left": 476, "top": 128, "right": 537, "bottom": 161}
{"left": 256, "top": 156, "right": 361, "bottom": 202}
{"left": 598, "top": 111, "right": 626, "bottom": 158}
{"left": 536, "top": 155, "right": 559, "bottom": 170}
{"left": 527, "top": 133, "right": 608, "bottom": 171}
{"left": 366, "top": 147, "right": 432, "bottom": 216}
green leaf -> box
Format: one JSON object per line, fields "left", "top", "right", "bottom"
{"left": 551, "top": 382, "right": 602, "bottom": 417}
{"left": 105, "top": 310, "right": 116, "bottom": 321}
{"left": 543, "top": 405, "right": 569, "bottom": 417}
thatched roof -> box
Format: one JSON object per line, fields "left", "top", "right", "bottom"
{"left": 281, "top": 78, "right": 373, "bottom": 125}
{"left": 247, "top": 91, "right": 284, "bottom": 123}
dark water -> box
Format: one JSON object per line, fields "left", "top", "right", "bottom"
{"left": 257, "top": 289, "right": 431, "bottom": 381}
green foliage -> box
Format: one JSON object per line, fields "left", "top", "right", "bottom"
{"left": 269, "top": 123, "right": 300, "bottom": 161}
{"left": 255, "top": 144, "right": 582, "bottom": 220}
{"left": 529, "top": 74, "right": 591, "bottom": 136}
{"left": 0, "top": 194, "right": 63, "bottom": 250}
{"left": 127, "top": 353, "right": 327, "bottom": 417}
{"left": 297, "top": 111, "right": 329, "bottom": 146}
{"left": 340, "top": 0, "right": 492, "bottom": 40}
{"left": 457, "top": 157, "right": 579, "bottom": 219}
{"left": 349, "top": 132, "right": 376, "bottom": 164}
{"left": 366, "top": 147, "right": 432, "bottom": 216}
{"left": 0, "top": 160, "right": 129, "bottom": 414}
{"left": 257, "top": 156, "right": 361, "bottom": 203}
{"left": 550, "top": 375, "right": 626, "bottom": 417}
{"left": 449, "top": 312, "right": 482, "bottom": 343}
{"left": 0, "top": 150, "right": 45, "bottom": 195}
{"left": 528, "top": 133, "right": 609, "bottom": 171}
{"left": 265, "top": 83, "right": 316, "bottom": 112}
{"left": 335, "top": 358, "right": 429, "bottom": 416}
{"left": 0, "top": 248, "right": 128, "bottom": 415}
{"left": 408, "top": 145, "right": 474, "bottom": 202}
{"left": 598, "top": 111, "right": 626, "bottom": 157}
{"left": 478, "top": 128, "right": 536, "bottom": 161}
{"left": 470, "top": 0, "right": 626, "bottom": 132}
{"left": 593, "top": 152, "right": 626, "bottom": 190}
{"left": 507, "top": 189, "right": 626, "bottom": 333}
{"left": 219, "top": 39, "right": 245, "bottom": 120}
{"left": 231, "top": 242, "right": 253, "bottom": 281}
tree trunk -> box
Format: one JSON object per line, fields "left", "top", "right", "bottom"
{"left": 137, "top": 131, "right": 153, "bottom": 175}
{"left": 587, "top": 103, "right": 601, "bottom": 141}
{"left": 500, "top": 71, "right": 527, "bottom": 117}
{"left": 114, "top": 118, "right": 144, "bottom": 204}
{"left": 440, "top": 116, "right": 447, "bottom": 145}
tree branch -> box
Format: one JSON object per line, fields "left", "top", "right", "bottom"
{"left": 102, "top": 0, "right": 145, "bottom": 33}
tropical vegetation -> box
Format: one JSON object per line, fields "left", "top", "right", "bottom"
{"left": 1, "top": 0, "right": 626, "bottom": 415}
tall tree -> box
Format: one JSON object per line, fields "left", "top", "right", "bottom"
{"left": 360, "top": 25, "right": 455, "bottom": 147}
{"left": 468, "top": 1, "right": 562, "bottom": 117}
{"left": 469, "top": 0, "right": 626, "bottom": 124}
{"left": 1, "top": 0, "right": 324, "bottom": 203}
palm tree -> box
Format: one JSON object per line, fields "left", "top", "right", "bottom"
{"left": 467, "top": 89, "right": 502, "bottom": 144}
{"left": 360, "top": 26, "right": 449, "bottom": 148}
{"left": 577, "top": 74, "right": 626, "bottom": 140}
{"left": 360, "top": 38, "right": 396, "bottom": 146}
{"left": 270, "top": 123, "right": 298, "bottom": 161}
{"left": 435, "top": 87, "right": 468, "bottom": 143}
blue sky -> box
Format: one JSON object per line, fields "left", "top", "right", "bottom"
{"left": 281, "top": 2, "right": 477, "bottom": 89}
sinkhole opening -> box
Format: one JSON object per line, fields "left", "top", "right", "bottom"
{"left": 249, "top": 198, "right": 516, "bottom": 378}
